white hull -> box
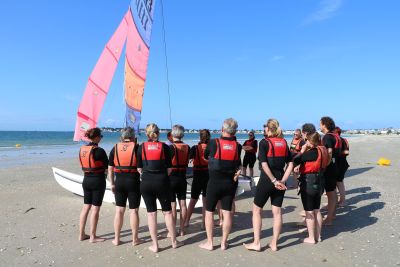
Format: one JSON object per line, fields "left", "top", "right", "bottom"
{"left": 52, "top": 167, "right": 256, "bottom": 210}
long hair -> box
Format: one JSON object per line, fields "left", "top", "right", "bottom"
{"left": 265, "top": 119, "right": 283, "bottom": 138}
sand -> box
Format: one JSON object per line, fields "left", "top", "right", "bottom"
{"left": 0, "top": 135, "right": 399, "bottom": 267}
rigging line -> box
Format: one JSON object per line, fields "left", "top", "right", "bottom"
{"left": 160, "top": 0, "right": 173, "bottom": 129}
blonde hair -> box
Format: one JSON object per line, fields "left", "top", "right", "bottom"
{"left": 222, "top": 118, "right": 238, "bottom": 135}
{"left": 145, "top": 123, "right": 160, "bottom": 141}
{"left": 265, "top": 118, "right": 283, "bottom": 138}
{"left": 306, "top": 132, "right": 321, "bottom": 147}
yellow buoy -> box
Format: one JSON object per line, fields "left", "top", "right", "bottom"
{"left": 15, "top": 144, "right": 21, "bottom": 148}
{"left": 377, "top": 158, "right": 391, "bottom": 166}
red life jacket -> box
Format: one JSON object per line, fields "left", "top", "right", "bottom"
{"left": 79, "top": 145, "right": 105, "bottom": 173}
{"left": 300, "top": 146, "right": 329, "bottom": 174}
{"left": 171, "top": 142, "right": 190, "bottom": 172}
{"left": 193, "top": 143, "right": 208, "bottom": 170}
{"left": 208, "top": 138, "right": 239, "bottom": 172}
{"left": 326, "top": 132, "right": 342, "bottom": 157}
{"left": 265, "top": 137, "right": 289, "bottom": 173}
{"left": 141, "top": 141, "right": 165, "bottom": 171}
{"left": 113, "top": 142, "right": 137, "bottom": 173}
{"left": 244, "top": 139, "right": 257, "bottom": 154}
{"left": 290, "top": 138, "right": 302, "bottom": 153}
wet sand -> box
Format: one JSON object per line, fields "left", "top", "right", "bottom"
{"left": 0, "top": 135, "right": 399, "bottom": 266}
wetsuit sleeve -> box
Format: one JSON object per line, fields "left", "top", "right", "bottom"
{"left": 253, "top": 140, "right": 258, "bottom": 153}
{"left": 189, "top": 145, "right": 196, "bottom": 159}
{"left": 322, "top": 134, "right": 336, "bottom": 149}
{"left": 258, "top": 139, "right": 269, "bottom": 163}
{"left": 137, "top": 144, "right": 143, "bottom": 168}
{"left": 163, "top": 143, "right": 172, "bottom": 168}
{"left": 293, "top": 149, "right": 318, "bottom": 166}
{"left": 237, "top": 143, "right": 242, "bottom": 166}
{"left": 204, "top": 139, "right": 216, "bottom": 160}
{"left": 285, "top": 141, "right": 293, "bottom": 163}
{"left": 94, "top": 147, "right": 108, "bottom": 166}
{"left": 169, "top": 144, "right": 175, "bottom": 158}
{"left": 108, "top": 147, "right": 115, "bottom": 166}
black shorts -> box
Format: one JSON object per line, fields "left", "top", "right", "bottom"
{"left": 243, "top": 153, "right": 257, "bottom": 168}
{"left": 191, "top": 170, "right": 209, "bottom": 199}
{"left": 114, "top": 173, "right": 141, "bottom": 209}
{"left": 82, "top": 174, "right": 106, "bottom": 206}
{"left": 140, "top": 172, "right": 172, "bottom": 213}
{"left": 335, "top": 157, "right": 349, "bottom": 182}
{"left": 254, "top": 174, "right": 285, "bottom": 208}
{"left": 324, "top": 163, "right": 338, "bottom": 192}
{"left": 206, "top": 177, "right": 238, "bottom": 212}
{"left": 300, "top": 190, "right": 321, "bottom": 211}
{"left": 170, "top": 175, "right": 187, "bottom": 202}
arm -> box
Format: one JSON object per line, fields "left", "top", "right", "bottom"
{"left": 108, "top": 166, "right": 115, "bottom": 193}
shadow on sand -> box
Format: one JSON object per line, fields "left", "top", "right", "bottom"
{"left": 345, "top": 167, "right": 374, "bottom": 179}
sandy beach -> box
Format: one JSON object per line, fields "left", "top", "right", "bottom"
{"left": 1, "top": 135, "right": 399, "bottom": 267}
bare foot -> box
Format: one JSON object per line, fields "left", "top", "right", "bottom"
{"left": 199, "top": 242, "right": 213, "bottom": 251}
{"left": 132, "top": 238, "right": 144, "bottom": 246}
{"left": 303, "top": 238, "right": 316, "bottom": 244}
{"left": 316, "top": 237, "right": 322, "bottom": 242}
{"left": 268, "top": 243, "right": 278, "bottom": 252}
{"left": 112, "top": 239, "right": 120, "bottom": 246}
{"left": 179, "top": 229, "right": 185, "bottom": 237}
{"left": 243, "top": 242, "right": 261, "bottom": 252}
{"left": 148, "top": 244, "right": 159, "bottom": 253}
{"left": 89, "top": 236, "right": 105, "bottom": 243}
{"left": 79, "top": 234, "right": 90, "bottom": 241}
{"left": 172, "top": 240, "right": 184, "bottom": 249}
{"left": 221, "top": 242, "right": 229, "bottom": 251}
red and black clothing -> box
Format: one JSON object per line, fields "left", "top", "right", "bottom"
{"left": 322, "top": 132, "right": 341, "bottom": 192}
{"left": 336, "top": 137, "right": 350, "bottom": 182}
{"left": 242, "top": 138, "right": 258, "bottom": 168}
{"left": 79, "top": 142, "right": 108, "bottom": 206}
{"left": 189, "top": 143, "right": 209, "bottom": 199}
{"left": 109, "top": 142, "right": 141, "bottom": 209}
{"left": 169, "top": 141, "right": 190, "bottom": 202}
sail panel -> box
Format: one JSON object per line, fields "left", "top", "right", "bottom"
{"left": 129, "top": 0, "right": 156, "bottom": 47}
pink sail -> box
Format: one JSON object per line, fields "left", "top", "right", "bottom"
{"left": 73, "top": 11, "right": 130, "bottom": 141}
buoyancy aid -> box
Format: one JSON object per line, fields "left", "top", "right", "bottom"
{"left": 300, "top": 146, "right": 329, "bottom": 174}
{"left": 290, "top": 138, "right": 302, "bottom": 153}
{"left": 113, "top": 142, "right": 137, "bottom": 173}
{"left": 142, "top": 141, "right": 165, "bottom": 171}
{"left": 193, "top": 143, "right": 208, "bottom": 170}
{"left": 171, "top": 142, "right": 190, "bottom": 172}
{"left": 326, "top": 132, "right": 342, "bottom": 157}
{"left": 244, "top": 139, "right": 257, "bottom": 154}
{"left": 265, "top": 137, "right": 288, "bottom": 168}
{"left": 79, "top": 145, "right": 105, "bottom": 173}
{"left": 208, "top": 138, "right": 239, "bottom": 172}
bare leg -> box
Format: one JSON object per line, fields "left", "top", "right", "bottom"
{"left": 216, "top": 202, "right": 223, "bottom": 226}
{"left": 314, "top": 209, "right": 322, "bottom": 242}
{"left": 249, "top": 168, "right": 254, "bottom": 177}
{"left": 244, "top": 204, "right": 262, "bottom": 251}
{"left": 89, "top": 206, "right": 105, "bottom": 243}
{"left": 164, "top": 211, "right": 183, "bottom": 249}
{"left": 242, "top": 167, "right": 247, "bottom": 177}
{"left": 112, "top": 206, "right": 125, "bottom": 245}
{"left": 324, "top": 191, "right": 336, "bottom": 225}
{"left": 147, "top": 212, "right": 159, "bottom": 252}
{"left": 171, "top": 201, "right": 177, "bottom": 228}
{"left": 221, "top": 210, "right": 233, "bottom": 250}
{"left": 179, "top": 199, "right": 187, "bottom": 236}
{"left": 201, "top": 196, "right": 206, "bottom": 228}
{"left": 269, "top": 205, "right": 282, "bottom": 251}
{"left": 185, "top": 198, "right": 198, "bottom": 227}
{"left": 79, "top": 204, "right": 91, "bottom": 241}
{"left": 303, "top": 211, "right": 316, "bottom": 244}
{"left": 337, "top": 182, "right": 346, "bottom": 206}
{"left": 130, "top": 208, "right": 142, "bottom": 246}
{"left": 199, "top": 210, "right": 214, "bottom": 250}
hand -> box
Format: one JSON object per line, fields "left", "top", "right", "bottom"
{"left": 274, "top": 181, "right": 287, "bottom": 190}
{"left": 293, "top": 165, "right": 300, "bottom": 174}
{"left": 233, "top": 169, "right": 241, "bottom": 182}
{"left": 111, "top": 184, "right": 115, "bottom": 194}
{"left": 137, "top": 168, "right": 143, "bottom": 175}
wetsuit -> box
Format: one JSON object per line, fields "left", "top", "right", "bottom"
{"left": 137, "top": 141, "right": 172, "bottom": 212}
{"left": 109, "top": 142, "right": 141, "bottom": 209}
{"left": 254, "top": 138, "right": 292, "bottom": 208}
{"left": 169, "top": 141, "right": 190, "bottom": 202}
{"left": 322, "top": 132, "right": 341, "bottom": 192}
{"left": 293, "top": 148, "right": 322, "bottom": 211}
{"left": 79, "top": 142, "right": 108, "bottom": 206}
{"left": 205, "top": 137, "right": 242, "bottom": 212}
{"left": 242, "top": 138, "right": 258, "bottom": 169}
{"left": 189, "top": 143, "right": 209, "bottom": 199}
{"left": 336, "top": 137, "right": 350, "bottom": 182}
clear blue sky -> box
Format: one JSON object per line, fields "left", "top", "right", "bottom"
{"left": 1, "top": 0, "right": 399, "bottom": 131}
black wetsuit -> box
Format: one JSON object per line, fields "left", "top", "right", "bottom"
{"left": 322, "top": 133, "right": 339, "bottom": 192}
{"left": 293, "top": 148, "right": 322, "bottom": 211}
{"left": 204, "top": 137, "right": 242, "bottom": 212}
{"left": 81, "top": 142, "right": 108, "bottom": 206}
{"left": 254, "top": 138, "right": 292, "bottom": 208}
{"left": 242, "top": 139, "right": 258, "bottom": 168}
{"left": 169, "top": 141, "right": 190, "bottom": 202}
{"left": 189, "top": 144, "right": 209, "bottom": 199}
{"left": 137, "top": 142, "right": 172, "bottom": 212}
{"left": 336, "top": 137, "right": 350, "bottom": 182}
{"left": 109, "top": 145, "right": 141, "bottom": 209}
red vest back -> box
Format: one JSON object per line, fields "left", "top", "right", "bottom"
{"left": 193, "top": 143, "right": 208, "bottom": 170}
{"left": 208, "top": 138, "right": 239, "bottom": 172}
{"left": 142, "top": 141, "right": 165, "bottom": 171}
{"left": 264, "top": 137, "right": 289, "bottom": 172}
{"left": 171, "top": 143, "right": 190, "bottom": 171}
{"left": 326, "top": 132, "right": 342, "bottom": 157}
{"left": 300, "top": 146, "right": 329, "bottom": 174}
{"left": 79, "top": 145, "right": 105, "bottom": 173}
{"left": 113, "top": 142, "right": 137, "bottom": 173}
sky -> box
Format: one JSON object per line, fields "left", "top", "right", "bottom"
{"left": 0, "top": 0, "right": 399, "bottom": 131}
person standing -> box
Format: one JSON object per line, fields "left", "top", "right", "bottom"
{"left": 199, "top": 118, "right": 242, "bottom": 251}
{"left": 108, "top": 127, "right": 142, "bottom": 246}
{"left": 78, "top": 127, "right": 108, "bottom": 243}
{"left": 169, "top": 124, "right": 190, "bottom": 236}
{"left": 165, "top": 131, "right": 173, "bottom": 146}
{"left": 137, "top": 123, "right": 182, "bottom": 252}
{"left": 335, "top": 126, "right": 350, "bottom": 206}
{"left": 185, "top": 129, "right": 211, "bottom": 228}
{"left": 242, "top": 131, "right": 258, "bottom": 177}
{"left": 244, "top": 119, "right": 293, "bottom": 252}
{"left": 290, "top": 129, "right": 303, "bottom": 155}
{"left": 319, "top": 116, "right": 342, "bottom": 225}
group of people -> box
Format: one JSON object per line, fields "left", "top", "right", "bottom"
{"left": 77, "top": 116, "right": 349, "bottom": 252}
